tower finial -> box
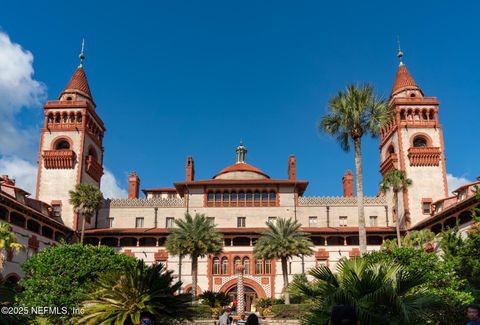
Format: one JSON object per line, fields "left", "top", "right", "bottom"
{"left": 397, "top": 36, "right": 404, "bottom": 66}
{"left": 236, "top": 142, "right": 247, "bottom": 163}
{"left": 79, "top": 38, "right": 85, "bottom": 67}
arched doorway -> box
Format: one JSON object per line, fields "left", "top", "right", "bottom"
{"left": 226, "top": 285, "right": 257, "bottom": 312}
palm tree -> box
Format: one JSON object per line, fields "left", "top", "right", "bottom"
{"left": 380, "top": 169, "right": 412, "bottom": 247}
{"left": 293, "top": 258, "right": 440, "bottom": 325}
{"left": 79, "top": 260, "right": 192, "bottom": 325}
{"left": 0, "top": 222, "right": 23, "bottom": 270}
{"left": 320, "top": 84, "right": 391, "bottom": 255}
{"left": 165, "top": 213, "right": 223, "bottom": 300}
{"left": 69, "top": 183, "right": 103, "bottom": 244}
{"left": 254, "top": 218, "right": 313, "bottom": 304}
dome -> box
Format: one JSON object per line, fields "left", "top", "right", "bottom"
{"left": 213, "top": 163, "right": 270, "bottom": 180}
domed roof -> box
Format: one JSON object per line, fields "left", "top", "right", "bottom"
{"left": 213, "top": 162, "right": 270, "bottom": 179}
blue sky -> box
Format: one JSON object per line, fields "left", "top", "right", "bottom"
{"left": 0, "top": 1, "right": 478, "bottom": 197}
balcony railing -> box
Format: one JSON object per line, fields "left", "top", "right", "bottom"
{"left": 380, "top": 153, "right": 398, "bottom": 176}
{"left": 407, "top": 147, "right": 441, "bottom": 167}
{"left": 42, "top": 150, "right": 75, "bottom": 169}
{"left": 85, "top": 155, "right": 104, "bottom": 182}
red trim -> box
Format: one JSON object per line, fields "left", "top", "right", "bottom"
{"left": 219, "top": 278, "right": 267, "bottom": 299}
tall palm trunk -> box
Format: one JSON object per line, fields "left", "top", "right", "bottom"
{"left": 191, "top": 255, "right": 198, "bottom": 302}
{"left": 178, "top": 255, "right": 182, "bottom": 294}
{"left": 281, "top": 257, "right": 290, "bottom": 304}
{"left": 354, "top": 138, "right": 367, "bottom": 255}
{"left": 80, "top": 213, "right": 86, "bottom": 244}
{"left": 394, "top": 191, "right": 401, "bottom": 247}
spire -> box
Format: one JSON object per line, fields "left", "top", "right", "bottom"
{"left": 59, "top": 39, "right": 93, "bottom": 102}
{"left": 235, "top": 142, "right": 247, "bottom": 163}
{"left": 390, "top": 42, "right": 422, "bottom": 97}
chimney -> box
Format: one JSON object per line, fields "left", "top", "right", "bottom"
{"left": 288, "top": 155, "right": 296, "bottom": 180}
{"left": 128, "top": 171, "right": 140, "bottom": 199}
{"left": 342, "top": 170, "right": 354, "bottom": 197}
{"left": 186, "top": 156, "right": 195, "bottom": 182}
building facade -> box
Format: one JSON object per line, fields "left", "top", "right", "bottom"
{"left": 1, "top": 51, "right": 478, "bottom": 309}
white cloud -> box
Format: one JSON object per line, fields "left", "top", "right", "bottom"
{"left": 447, "top": 173, "right": 471, "bottom": 193}
{"left": 0, "top": 31, "right": 46, "bottom": 158}
{"left": 101, "top": 169, "right": 128, "bottom": 199}
{"left": 0, "top": 156, "right": 37, "bottom": 195}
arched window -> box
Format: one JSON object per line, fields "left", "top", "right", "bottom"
{"left": 0, "top": 206, "right": 8, "bottom": 221}
{"left": 212, "top": 257, "right": 220, "bottom": 275}
{"left": 10, "top": 212, "right": 25, "bottom": 228}
{"left": 261, "top": 191, "right": 268, "bottom": 201}
{"left": 215, "top": 192, "right": 221, "bottom": 202}
{"left": 88, "top": 147, "right": 98, "bottom": 161}
{"left": 388, "top": 145, "right": 395, "bottom": 156}
{"left": 413, "top": 136, "right": 428, "bottom": 148}
{"left": 207, "top": 192, "right": 214, "bottom": 202}
{"left": 223, "top": 192, "right": 229, "bottom": 202}
{"left": 238, "top": 191, "right": 245, "bottom": 201}
{"left": 264, "top": 259, "right": 272, "bottom": 274}
{"left": 243, "top": 257, "right": 250, "bottom": 274}
{"left": 55, "top": 114, "right": 61, "bottom": 123}
{"left": 47, "top": 113, "right": 54, "bottom": 123}
{"left": 234, "top": 256, "right": 241, "bottom": 273}
{"left": 76, "top": 113, "right": 82, "bottom": 123}
{"left": 254, "top": 191, "right": 260, "bottom": 201}
{"left": 27, "top": 219, "right": 40, "bottom": 233}
{"left": 246, "top": 191, "right": 252, "bottom": 201}
{"left": 269, "top": 191, "right": 276, "bottom": 201}
{"left": 231, "top": 191, "right": 237, "bottom": 202}
{"left": 221, "top": 257, "right": 228, "bottom": 274}
{"left": 55, "top": 140, "right": 70, "bottom": 150}
{"left": 255, "top": 259, "right": 263, "bottom": 274}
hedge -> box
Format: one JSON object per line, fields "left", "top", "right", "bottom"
{"left": 271, "top": 304, "right": 312, "bottom": 319}
{"left": 192, "top": 304, "right": 212, "bottom": 319}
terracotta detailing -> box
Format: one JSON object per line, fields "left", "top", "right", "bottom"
{"left": 28, "top": 235, "right": 40, "bottom": 252}
{"left": 407, "top": 147, "right": 441, "bottom": 166}
{"left": 61, "top": 66, "right": 93, "bottom": 101}
{"left": 219, "top": 277, "right": 267, "bottom": 299}
{"left": 349, "top": 248, "right": 361, "bottom": 257}
{"left": 342, "top": 170, "right": 354, "bottom": 197}
{"left": 186, "top": 156, "right": 195, "bottom": 182}
{"left": 261, "top": 277, "right": 269, "bottom": 284}
{"left": 128, "top": 172, "right": 140, "bottom": 199}
{"left": 123, "top": 249, "right": 134, "bottom": 257}
{"left": 391, "top": 64, "right": 422, "bottom": 96}
{"left": 42, "top": 150, "right": 75, "bottom": 169}
{"left": 154, "top": 249, "right": 168, "bottom": 261}
{"left": 315, "top": 249, "right": 329, "bottom": 260}
{"left": 214, "top": 278, "right": 222, "bottom": 285}
{"left": 236, "top": 265, "right": 245, "bottom": 316}
{"left": 380, "top": 153, "right": 398, "bottom": 176}
{"left": 85, "top": 155, "right": 103, "bottom": 182}
{"left": 288, "top": 155, "right": 296, "bottom": 180}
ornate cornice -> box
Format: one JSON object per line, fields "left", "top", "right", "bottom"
{"left": 299, "top": 196, "right": 386, "bottom": 206}
{"left": 103, "top": 197, "right": 185, "bottom": 208}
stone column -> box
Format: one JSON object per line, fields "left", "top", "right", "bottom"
{"left": 236, "top": 265, "right": 245, "bottom": 316}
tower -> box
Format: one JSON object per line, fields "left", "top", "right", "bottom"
{"left": 36, "top": 41, "right": 105, "bottom": 229}
{"left": 379, "top": 48, "right": 448, "bottom": 228}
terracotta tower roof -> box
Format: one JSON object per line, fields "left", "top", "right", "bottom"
{"left": 391, "top": 64, "right": 421, "bottom": 96}
{"left": 62, "top": 66, "right": 93, "bottom": 100}
{"left": 214, "top": 162, "right": 270, "bottom": 179}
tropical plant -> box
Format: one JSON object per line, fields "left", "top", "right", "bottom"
{"left": 69, "top": 183, "right": 103, "bottom": 244}
{"left": 254, "top": 218, "right": 313, "bottom": 304}
{"left": 79, "top": 260, "right": 192, "bottom": 325}
{"left": 320, "top": 84, "right": 391, "bottom": 255}
{"left": 199, "top": 290, "right": 230, "bottom": 308}
{"left": 17, "top": 243, "right": 136, "bottom": 324}
{"left": 294, "top": 258, "right": 441, "bottom": 325}
{"left": 365, "top": 246, "right": 474, "bottom": 324}
{"left": 0, "top": 222, "right": 23, "bottom": 270}
{"left": 165, "top": 213, "right": 223, "bottom": 299}
{"left": 382, "top": 229, "right": 436, "bottom": 251}
{"left": 380, "top": 169, "right": 412, "bottom": 247}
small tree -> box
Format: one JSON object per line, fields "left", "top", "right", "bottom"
{"left": 254, "top": 218, "right": 313, "bottom": 304}
{"left": 165, "top": 213, "right": 223, "bottom": 299}
{"left": 69, "top": 183, "right": 103, "bottom": 244}
{"left": 79, "top": 260, "right": 193, "bottom": 325}
{"left": 320, "top": 84, "right": 391, "bottom": 255}
{"left": 0, "top": 222, "right": 22, "bottom": 270}
{"left": 17, "top": 244, "right": 136, "bottom": 324}
{"left": 380, "top": 169, "right": 412, "bottom": 247}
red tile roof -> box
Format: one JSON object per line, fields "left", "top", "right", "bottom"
{"left": 391, "top": 64, "right": 421, "bottom": 96}
{"left": 62, "top": 67, "right": 93, "bottom": 100}
{"left": 214, "top": 163, "right": 270, "bottom": 179}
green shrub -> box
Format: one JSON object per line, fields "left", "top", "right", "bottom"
{"left": 192, "top": 304, "right": 212, "bottom": 319}
{"left": 271, "top": 304, "right": 311, "bottom": 319}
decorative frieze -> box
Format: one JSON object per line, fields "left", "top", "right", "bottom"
{"left": 42, "top": 150, "right": 75, "bottom": 169}
{"left": 299, "top": 196, "right": 386, "bottom": 207}
{"left": 407, "top": 147, "right": 441, "bottom": 166}
{"left": 103, "top": 197, "right": 185, "bottom": 208}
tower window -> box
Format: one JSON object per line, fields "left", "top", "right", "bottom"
{"left": 339, "top": 216, "right": 348, "bottom": 227}
{"left": 369, "top": 216, "right": 378, "bottom": 227}
{"left": 207, "top": 192, "right": 214, "bottom": 202}
{"left": 166, "top": 217, "right": 175, "bottom": 228}
{"left": 55, "top": 140, "right": 70, "bottom": 150}
{"left": 413, "top": 136, "right": 428, "bottom": 148}
{"left": 52, "top": 204, "right": 61, "bottom": 218}
{"left": 135, "top": 217, "right": 144, "bottom": 228}
{"left": 237, "top": 217, "right": 246, "bottom": 228}
{"left": 309, "top": 216, "right": 318, "bottom": 227}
